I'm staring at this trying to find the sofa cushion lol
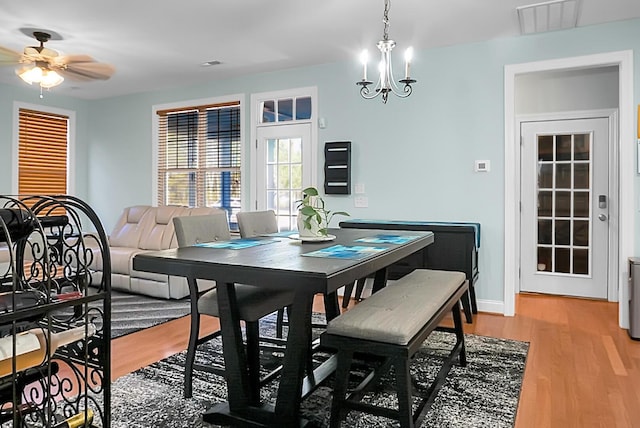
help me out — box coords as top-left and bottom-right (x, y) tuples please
(109, 205), (150, 248)
(138, 206), (188, 251)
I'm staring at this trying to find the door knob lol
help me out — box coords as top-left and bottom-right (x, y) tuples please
(598, 213), (607, 221)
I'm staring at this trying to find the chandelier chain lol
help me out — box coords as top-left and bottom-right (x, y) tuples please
(382, 0), (391, 41)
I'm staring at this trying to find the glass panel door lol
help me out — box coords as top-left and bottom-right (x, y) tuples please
(536, 133), (591, 275)
(520, 117), (609, 299)
(256, 124), (312, 231)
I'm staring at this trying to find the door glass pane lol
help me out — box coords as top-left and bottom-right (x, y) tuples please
(262, 134), (305, 231)
(573, 192), (589, 217)
(556, 135), (572, 161)
(574, 134), (589, 160)
(555, 191), (571, 217)
(555, 248), (570, 273)
(536, 132), (592, 277)
(267, 164), (276, 188)
(574, 164), (589, 189)
(555, 220), (570, 245)
(538, 191), (552, 216)
(574, 220), (589, 246)
(538, 219), (552, 244)
(537, 247), (551, 272)
(538, 164), (553, 188)
(573, 249), (589, 274)
(556, 164), (571, 188)
(267, 139), (276, 162)
(538, 135), (553, 161)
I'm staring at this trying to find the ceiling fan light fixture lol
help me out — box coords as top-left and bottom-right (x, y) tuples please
(17, 64), (64, 88)
(40, 69), (64, 88)
(18, 65), (43, 84)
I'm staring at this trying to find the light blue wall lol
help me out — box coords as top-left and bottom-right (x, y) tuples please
(2, 18), (640, 305)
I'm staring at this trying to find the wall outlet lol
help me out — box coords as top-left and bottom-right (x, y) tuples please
(354, 196), (368, 208)
(354, 183), (365, 194)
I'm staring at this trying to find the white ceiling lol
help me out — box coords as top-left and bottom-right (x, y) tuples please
(1, 0), (639, 100)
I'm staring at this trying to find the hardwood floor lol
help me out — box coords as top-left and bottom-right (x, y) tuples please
(111, 293), (640, 427)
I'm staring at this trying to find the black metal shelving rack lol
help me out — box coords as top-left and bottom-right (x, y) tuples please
(0, 195), (111, 427)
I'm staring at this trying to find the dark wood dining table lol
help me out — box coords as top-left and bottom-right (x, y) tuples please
(133, 227), (434, 427)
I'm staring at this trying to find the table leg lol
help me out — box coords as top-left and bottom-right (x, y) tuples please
(274, 290), (314, 425)
(372, 267), (389, 293)
(212, 282), (251, 411)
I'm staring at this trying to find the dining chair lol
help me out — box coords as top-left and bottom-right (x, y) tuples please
(236, 210), (341, 338)
(173, 213), (294, 401)
(236, 210), (292, 337)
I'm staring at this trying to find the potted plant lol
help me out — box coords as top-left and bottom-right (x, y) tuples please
(296, 187), (349, 238)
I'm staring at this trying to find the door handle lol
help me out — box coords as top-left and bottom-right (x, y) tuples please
(598, 213), (607, 221)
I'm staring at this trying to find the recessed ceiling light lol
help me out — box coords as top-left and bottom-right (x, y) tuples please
(201, 60), (222, 67)
(517, 0), (580, 35)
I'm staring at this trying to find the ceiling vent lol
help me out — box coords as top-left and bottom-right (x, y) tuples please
(517, 0), (580, 35)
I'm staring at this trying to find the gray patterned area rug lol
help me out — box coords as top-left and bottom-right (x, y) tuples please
(109, 316), (529, 428)
(108, 291), (191, 338)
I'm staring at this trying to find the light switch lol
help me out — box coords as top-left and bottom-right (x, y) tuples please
(354, 183), (365, 194)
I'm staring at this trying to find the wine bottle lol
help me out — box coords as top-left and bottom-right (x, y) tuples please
(52, 408), (94, 428)
(0, 290), (44, 313)
(0, 208), (34, 243)
(0, 324), (97, 377)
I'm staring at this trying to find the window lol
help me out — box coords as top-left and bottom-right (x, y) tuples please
(18, 108), (69, 195)
(156, 100), (242, 229)
(259, 96), (312, 123)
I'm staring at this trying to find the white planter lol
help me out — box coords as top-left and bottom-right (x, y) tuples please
(297, 209), (327, 238)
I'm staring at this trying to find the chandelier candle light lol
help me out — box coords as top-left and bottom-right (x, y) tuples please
(357, 0), (416, 103)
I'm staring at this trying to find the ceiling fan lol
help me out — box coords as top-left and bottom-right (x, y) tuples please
(0, 30), (115, 92)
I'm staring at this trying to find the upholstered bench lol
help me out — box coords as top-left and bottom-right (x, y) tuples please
(320, 269), (468, 428)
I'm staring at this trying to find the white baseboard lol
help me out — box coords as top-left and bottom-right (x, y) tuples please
(476, 299), (505, 315)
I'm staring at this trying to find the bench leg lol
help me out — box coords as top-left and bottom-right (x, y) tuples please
(460, 289), (473, 323)
(329, 349), (354, 428)
(470, 277), (478, 314)
(452, 301), (467, 367)
(394, 356), (415, 428)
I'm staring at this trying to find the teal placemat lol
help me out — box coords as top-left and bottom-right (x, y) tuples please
(302, 245), (387, 260)
(195, 238), (276, 249)
(354, 234), (422, 244)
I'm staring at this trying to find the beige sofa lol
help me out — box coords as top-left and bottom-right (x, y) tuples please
(89, 205), (222, 299)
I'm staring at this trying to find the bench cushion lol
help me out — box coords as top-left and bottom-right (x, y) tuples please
(326, 269), (466, 345)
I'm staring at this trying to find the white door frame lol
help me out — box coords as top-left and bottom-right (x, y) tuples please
(517, 109), (618, 299)
(504, 50), (634, 329)
(249, 87), (318, 211)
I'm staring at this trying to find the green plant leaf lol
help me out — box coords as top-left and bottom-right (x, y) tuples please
(302, 187), (319, 196)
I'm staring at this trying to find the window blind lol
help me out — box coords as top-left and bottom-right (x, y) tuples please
(157, 102), (241, 220)
(18, 108), (68, 196)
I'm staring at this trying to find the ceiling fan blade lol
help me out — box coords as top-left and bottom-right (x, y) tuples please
(58, 62), (115, 81)
(52, 54), (95, 66)
(0, 45), (22, 65)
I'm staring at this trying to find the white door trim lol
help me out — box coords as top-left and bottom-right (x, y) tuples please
(504, 50), (633, 329)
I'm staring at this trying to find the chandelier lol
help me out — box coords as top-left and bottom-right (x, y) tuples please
(357, 0), (416, 103)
